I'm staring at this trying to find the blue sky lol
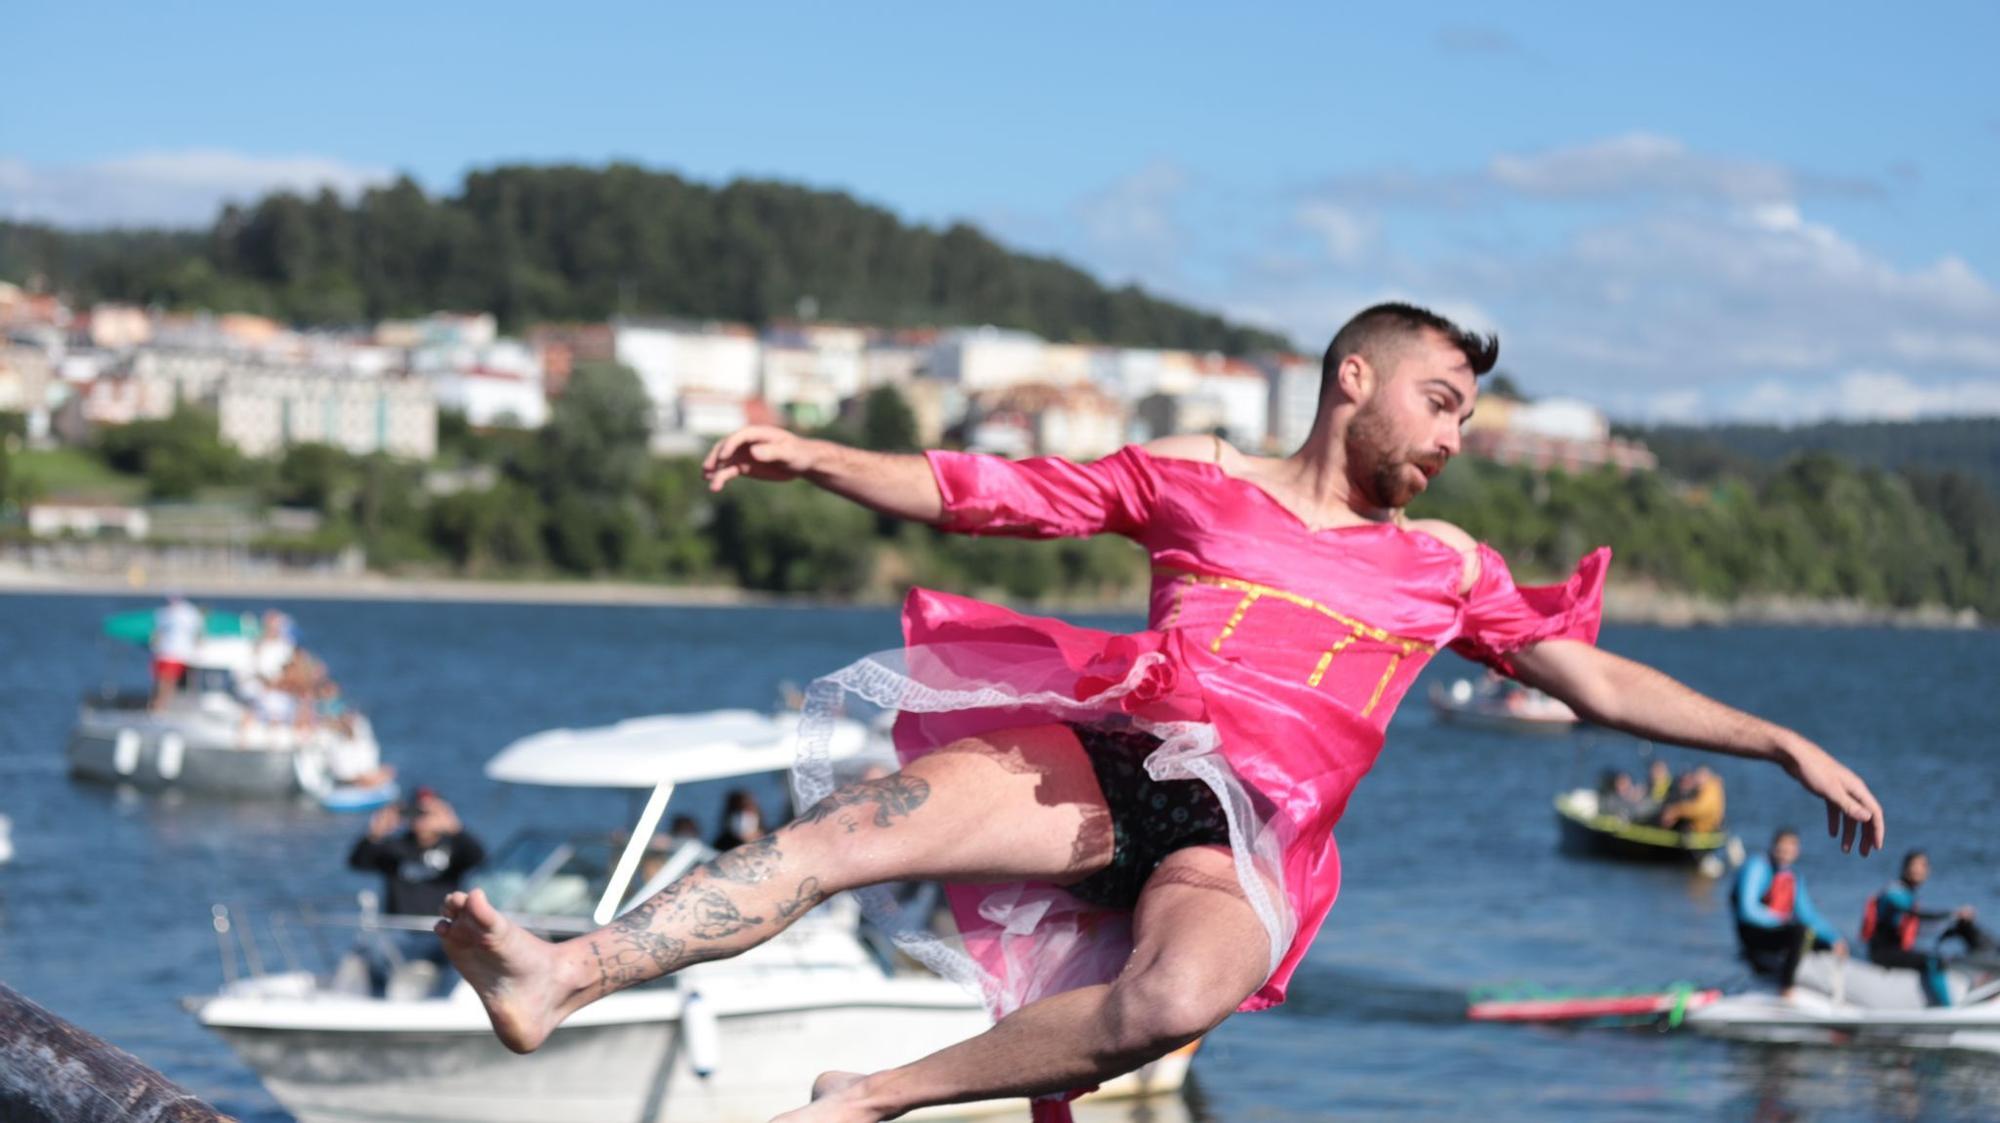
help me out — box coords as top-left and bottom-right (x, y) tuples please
(5, 1), (1997, 423)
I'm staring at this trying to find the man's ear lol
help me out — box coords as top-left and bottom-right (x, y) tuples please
(1337, 354), (1376, 402)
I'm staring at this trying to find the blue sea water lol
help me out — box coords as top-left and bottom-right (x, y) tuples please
(1, 591), (1996, 1121)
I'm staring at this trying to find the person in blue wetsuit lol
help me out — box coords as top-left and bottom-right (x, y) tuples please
(1732, 827), (1845, 993)
(1862, 850), (1984, 1006)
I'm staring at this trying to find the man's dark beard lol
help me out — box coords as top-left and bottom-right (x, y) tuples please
(1347, 404), (1422, 509)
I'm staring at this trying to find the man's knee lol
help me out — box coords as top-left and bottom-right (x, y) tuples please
(1107, 959), (1253, 1051)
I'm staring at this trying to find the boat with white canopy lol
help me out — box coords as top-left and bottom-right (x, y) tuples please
(190, 708), (1193, 1122)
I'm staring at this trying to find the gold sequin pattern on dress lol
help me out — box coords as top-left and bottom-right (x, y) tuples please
(1155, 567), (1435, 716)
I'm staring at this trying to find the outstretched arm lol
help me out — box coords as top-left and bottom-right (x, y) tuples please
(702, 425), (944, 523)
(704, 425), (1161, 539)
(1510, 640), (1885, 856)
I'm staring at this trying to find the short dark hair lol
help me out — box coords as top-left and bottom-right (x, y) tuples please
(1772, 826), (1800, 846)
(1902, 848), (1928, 873)
(1320, 302), (1500, 392)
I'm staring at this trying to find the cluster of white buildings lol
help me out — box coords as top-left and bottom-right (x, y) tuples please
(2, 281), (1648, 479)
(1, 288), (449, 460)
(600, 319), (1325, 460)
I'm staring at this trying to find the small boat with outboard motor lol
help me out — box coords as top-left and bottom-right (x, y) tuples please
(189, 707), (1195, 1122)
(1553, 788), (1743, 874)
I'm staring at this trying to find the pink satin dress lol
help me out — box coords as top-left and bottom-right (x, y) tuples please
(793, 444), (1609, 1025)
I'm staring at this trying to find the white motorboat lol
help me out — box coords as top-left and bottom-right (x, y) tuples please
(1686, 950), (2000, 1053)
(190, 708), (1194, 1123)
(67, 608), (381, 797)
(1428, 675), (1579, 735)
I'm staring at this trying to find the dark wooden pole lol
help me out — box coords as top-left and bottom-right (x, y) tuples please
(0, 981), (233, 1123)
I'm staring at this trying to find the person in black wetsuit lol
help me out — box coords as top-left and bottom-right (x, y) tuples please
(1862, 850), (1989, 1006)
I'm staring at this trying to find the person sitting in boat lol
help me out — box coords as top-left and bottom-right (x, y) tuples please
(1657, 766), (1725, 834)
(1639, 758), (1675, 818)
(1596, 769), (1648, 819)
(1862, 850), (1984, 1007)
(348, 788), (487, 993)
(1732, 827), (1845, 994)
(712, 789), (769, 851)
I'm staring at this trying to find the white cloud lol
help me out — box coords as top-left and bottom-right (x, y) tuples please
(1294, 202), (1376, 266)
(0, 149), (393, 228)
(1724, 370), (2000, 423)
(1069, 160), (1191, 284)
(1487, 133), (1802, 204)
(1036, 134), (2000, 423)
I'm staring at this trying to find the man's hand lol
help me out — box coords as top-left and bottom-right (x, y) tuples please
(703, 426), (825, 492)
(1833, 938), (1849, 959)
(367, 805), (401, 841)
(1777, 738), (1885, 856)
(699, 424), (946, 523)
(1512, 643), (1885, 858)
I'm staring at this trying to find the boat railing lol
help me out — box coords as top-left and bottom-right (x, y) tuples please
(206, 893), (611, 995)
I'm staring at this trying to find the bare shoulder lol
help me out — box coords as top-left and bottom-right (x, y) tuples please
(1407, 518), (1482, 592)
(1141, 433), (1237, 467)
(1407, 518), (1476, 554)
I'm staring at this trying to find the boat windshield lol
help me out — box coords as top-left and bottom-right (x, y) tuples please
(471, 830), (620, 921)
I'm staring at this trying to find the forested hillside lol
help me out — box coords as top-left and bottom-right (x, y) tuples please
(0, 165), (1288, 353)
(1631, 418), (2000, 495)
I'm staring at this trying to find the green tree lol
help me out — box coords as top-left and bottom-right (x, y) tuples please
(540, 361), (653, 498)
(269, 443), (361, 514)
(712, 482), (877, 594)
(859, 385), (920, 453)
(430, 480), (547, 574)
(95, 406), (244, 500)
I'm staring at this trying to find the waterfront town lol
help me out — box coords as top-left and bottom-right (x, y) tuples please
(0, 281), (1656, 551)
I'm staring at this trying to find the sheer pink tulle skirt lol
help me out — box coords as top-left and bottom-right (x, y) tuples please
(793, 638), (1296, 1020)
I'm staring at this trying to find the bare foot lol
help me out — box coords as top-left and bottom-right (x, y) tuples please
(767, 1071), (879, 1123)
(436, 888), (586, 1053)
(812, 1072), (866, 1100)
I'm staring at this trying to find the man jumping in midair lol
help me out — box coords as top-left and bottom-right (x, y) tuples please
(438, 303), (1884, 1123)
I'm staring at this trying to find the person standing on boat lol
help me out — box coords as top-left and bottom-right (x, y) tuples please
(1862, 850), (1981, 1006)
(713, 789), (771, 851)
(435, 303), (1885, 1123)
(148, 594), (204, 711)
(1733, 827), (1845, 992)
(351, 787), (486, 993)
(350, 787), (486, 916)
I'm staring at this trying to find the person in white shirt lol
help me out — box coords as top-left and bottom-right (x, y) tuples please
(150, 595), (204, 711)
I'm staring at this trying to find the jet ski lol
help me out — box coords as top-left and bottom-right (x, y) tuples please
(1686, 950), (2000, 1052)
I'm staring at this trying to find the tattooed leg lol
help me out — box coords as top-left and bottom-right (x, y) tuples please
(439, 723), (1118, 1054)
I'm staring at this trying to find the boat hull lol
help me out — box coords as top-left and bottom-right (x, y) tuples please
(67, 704), (377, 797)
(201, 989), (1190, 1123)
(1431, 703), (1577, 735)
(1686, 954), (2000, 1052)
(1553, 791), (1729, 864)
